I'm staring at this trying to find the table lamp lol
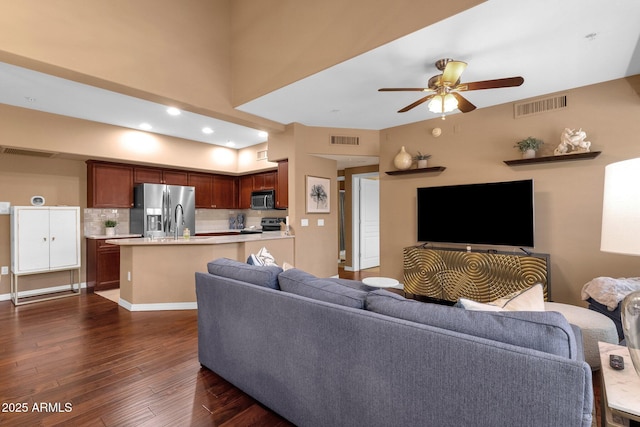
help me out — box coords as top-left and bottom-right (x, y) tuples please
(601, 157), (640, 375)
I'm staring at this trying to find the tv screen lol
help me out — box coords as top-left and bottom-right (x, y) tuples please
(417, 179), (535, 247)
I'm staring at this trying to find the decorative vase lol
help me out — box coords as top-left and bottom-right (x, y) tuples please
(417, 159), (428, 168)
(522, 149), (536, 159)
(393, 146), (412, 170)
(105, 227), (116, 237)
(621, 290), (640, 376)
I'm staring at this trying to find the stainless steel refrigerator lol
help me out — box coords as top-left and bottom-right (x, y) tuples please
(130, 183), (195, 238)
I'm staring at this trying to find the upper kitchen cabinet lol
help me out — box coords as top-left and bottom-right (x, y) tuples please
(188, 172), (213, 208)
(212, 175), (238, 209)
(276, 160), (288, 209)
(253, 171), (276, 190)
(134, 167), (189, 186)
(87, 161), (134, 208)
(238, 175), (254, 209)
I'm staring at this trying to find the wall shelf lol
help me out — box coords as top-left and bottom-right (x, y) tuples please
(385, 166), (446, 176)
(504, 151), (601, 166)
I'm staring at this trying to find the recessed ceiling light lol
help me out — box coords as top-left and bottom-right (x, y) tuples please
(226, 141), (235, 147)
(139, 123), (152, 130)
(202, 127), (214, 134)
(167, 107), (181, 116)
(25, 96), (36, 102)
(258, 131), (268, 138)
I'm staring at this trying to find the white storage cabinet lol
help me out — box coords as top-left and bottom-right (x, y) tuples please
(10, 206), (81, 305)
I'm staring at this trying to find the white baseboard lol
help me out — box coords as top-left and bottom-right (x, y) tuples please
(118, 298), (197, 311)
(0, 282), (86, 302)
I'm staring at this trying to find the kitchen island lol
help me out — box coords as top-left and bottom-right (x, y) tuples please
(106, 231), (294, 311)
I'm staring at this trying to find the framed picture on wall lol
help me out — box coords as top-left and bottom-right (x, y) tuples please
(306, 175), (330, 213)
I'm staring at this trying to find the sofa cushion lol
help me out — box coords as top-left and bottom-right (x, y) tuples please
(278, 268), (369, 309)
(366, 290), (579, 359)
(207, 258), (282, 289)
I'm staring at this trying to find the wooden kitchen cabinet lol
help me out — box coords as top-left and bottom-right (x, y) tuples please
(212, 175), (238, 209)
(134, 167), (188, 185)
(276, 160), (288, 209)
(86, 238), (121, 292)
(87, 161), (134, 208)
(188, 172), (214, 208)
(239, 175), (254, 209)
(253, 171), (276, 190)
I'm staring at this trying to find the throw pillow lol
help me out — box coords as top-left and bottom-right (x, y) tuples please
(458, 283), (545, 312)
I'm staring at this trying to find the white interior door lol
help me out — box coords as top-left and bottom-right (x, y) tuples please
(359, 178), (380, 269)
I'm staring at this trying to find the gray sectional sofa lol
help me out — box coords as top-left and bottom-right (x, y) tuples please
(195, 258), (593, 427)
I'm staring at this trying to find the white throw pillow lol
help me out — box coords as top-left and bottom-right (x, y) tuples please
(458, 283), (545, 312)
(256, 246), (277, 267)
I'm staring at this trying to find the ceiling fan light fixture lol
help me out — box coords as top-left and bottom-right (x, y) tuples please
(428, 93), (458, 114)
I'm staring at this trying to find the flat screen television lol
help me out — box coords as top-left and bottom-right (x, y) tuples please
(417, 179), (535, 247)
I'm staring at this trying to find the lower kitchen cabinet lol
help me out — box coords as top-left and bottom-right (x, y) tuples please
(86, 238), (121, 292)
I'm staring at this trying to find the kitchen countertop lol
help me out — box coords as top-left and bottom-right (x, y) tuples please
(106, 231), (292, 246)
(85, 234), (142, 239)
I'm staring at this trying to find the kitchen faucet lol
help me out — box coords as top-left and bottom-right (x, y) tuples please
(174, 203), (184, 239)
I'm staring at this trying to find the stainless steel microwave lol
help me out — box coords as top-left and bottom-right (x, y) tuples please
(250, 190), (275, 210)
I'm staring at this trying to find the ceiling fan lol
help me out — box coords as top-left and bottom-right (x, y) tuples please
(379, 58), (524, 119)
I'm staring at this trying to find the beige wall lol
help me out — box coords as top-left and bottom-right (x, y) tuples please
(230, 0), (483, 105)
(0, 0), (281, 133)
(379, 77), (640, 305)
(0, 155), (87, 295)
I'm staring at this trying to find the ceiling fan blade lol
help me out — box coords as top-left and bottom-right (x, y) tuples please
(451, 92), (476, 113)
(398, 94), (436, 113)
(379, 88), (429, 92)
(441, 61), (467, 86)
(458, 76), (524, 91)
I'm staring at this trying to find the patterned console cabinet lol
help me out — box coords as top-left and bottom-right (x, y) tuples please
(403, 246), (550, 303)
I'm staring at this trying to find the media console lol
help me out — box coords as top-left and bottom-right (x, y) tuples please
(403, 246), (550, 303)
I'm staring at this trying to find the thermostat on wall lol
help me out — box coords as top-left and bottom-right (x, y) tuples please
(30, 196), (45, 206)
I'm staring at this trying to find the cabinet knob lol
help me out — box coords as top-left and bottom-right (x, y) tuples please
(43, 237), (47, 242)
(52, 237), (56, 241)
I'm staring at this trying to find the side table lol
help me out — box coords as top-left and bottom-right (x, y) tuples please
(362, 277), (404, 296)
(599, 341), (640, 426)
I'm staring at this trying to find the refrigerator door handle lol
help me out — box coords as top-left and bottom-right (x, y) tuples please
(166, 189), (172, 234)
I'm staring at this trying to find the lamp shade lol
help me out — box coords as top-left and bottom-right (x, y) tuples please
(428, 94), (458, 114)
(600, 158), (640, 255)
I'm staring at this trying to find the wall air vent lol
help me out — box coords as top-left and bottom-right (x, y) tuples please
(0, 147), (58, 158)
(256, 150), (268, 161)
(514, 95), (568, 118)
(330, 135), (359, 146)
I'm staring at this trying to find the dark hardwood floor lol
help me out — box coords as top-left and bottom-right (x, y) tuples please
(0, 266), (601, 426)
(0, 293), (293, 426)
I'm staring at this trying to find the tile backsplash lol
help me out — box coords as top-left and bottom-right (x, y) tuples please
(84, 208), (129, 236)
(83, 208), (287, 236)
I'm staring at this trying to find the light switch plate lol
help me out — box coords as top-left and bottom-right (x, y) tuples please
(317, 219), (324, 226)
(301, 219), (309, 227)
(1, 266), (8, 275)
(0, 202), (10, 215)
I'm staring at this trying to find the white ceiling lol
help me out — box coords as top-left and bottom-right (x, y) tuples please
(1, 0), (639, 166)
(238, 0), (640, 129)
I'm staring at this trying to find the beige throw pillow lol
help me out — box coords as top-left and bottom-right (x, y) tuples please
(458, 283), (545, 312)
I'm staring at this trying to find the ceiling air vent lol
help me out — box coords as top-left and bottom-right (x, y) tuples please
(330, 135), (359, 146)
(256, 150), (268, 161)
(0, 147), (58, 158)
(514, 95), (567, 118)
